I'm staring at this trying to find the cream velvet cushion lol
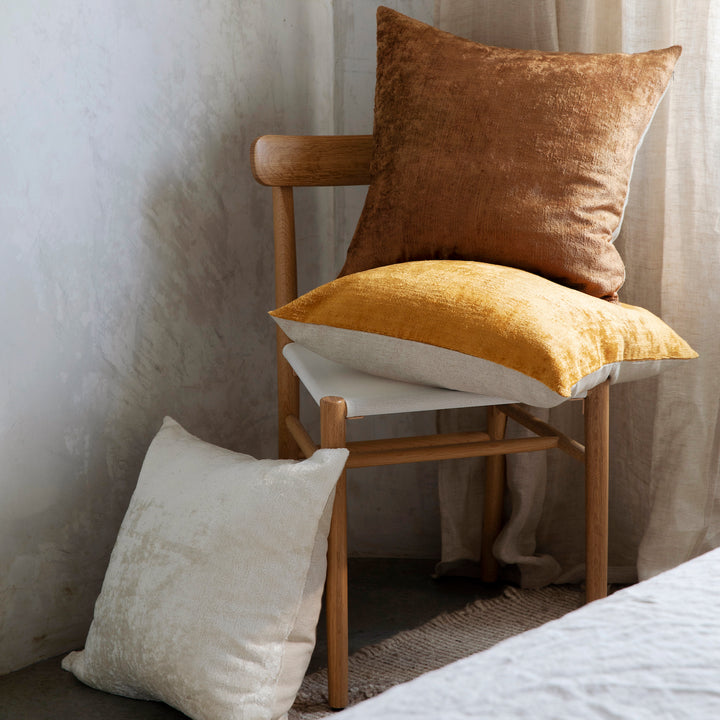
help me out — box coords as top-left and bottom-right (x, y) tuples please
(62, 417), (348, 720)
(339, 7), (682, 301)
(271, 261), (697, 407)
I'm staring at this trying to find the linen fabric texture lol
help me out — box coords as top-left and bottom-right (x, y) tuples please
(271, 261), (697, 407)
(336, 547), (720, 720)
(339, 6), (681, 301)
(62, 417), (349, 720)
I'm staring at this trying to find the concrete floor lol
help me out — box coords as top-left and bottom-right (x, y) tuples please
(0, 558), (501, 720)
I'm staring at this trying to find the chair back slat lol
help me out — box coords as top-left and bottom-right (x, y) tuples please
(251, 134), (372, 459)
(251, 135), (372, 187)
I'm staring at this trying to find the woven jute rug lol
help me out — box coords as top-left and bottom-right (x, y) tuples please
(290, 585), (584, 719)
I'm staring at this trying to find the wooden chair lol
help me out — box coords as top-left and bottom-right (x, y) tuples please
(251, 134), (610, 710)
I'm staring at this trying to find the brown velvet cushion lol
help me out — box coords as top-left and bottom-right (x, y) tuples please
(339, 7), (681, 301)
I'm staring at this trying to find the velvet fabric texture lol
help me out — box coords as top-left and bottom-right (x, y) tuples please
(271, 261), (697, 404)
(62, 418), (349, 720)
(339, 7), (681, 301)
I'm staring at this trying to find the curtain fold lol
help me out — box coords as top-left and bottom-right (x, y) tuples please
(434, 0), (720, 586)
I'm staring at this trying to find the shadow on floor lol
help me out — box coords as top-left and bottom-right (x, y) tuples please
(0, 558), (502, 720)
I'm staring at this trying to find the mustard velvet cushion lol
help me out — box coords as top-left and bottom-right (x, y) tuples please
(339, 7), (682, 302)
(62, 417), (349, 720)
(271, 261), (697, 408)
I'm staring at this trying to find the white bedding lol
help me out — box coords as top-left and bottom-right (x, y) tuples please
(339, 547), (720, 719)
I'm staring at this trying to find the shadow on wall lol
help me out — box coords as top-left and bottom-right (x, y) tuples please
(85, 0), (336, 582)
(0, 0), (334, 675)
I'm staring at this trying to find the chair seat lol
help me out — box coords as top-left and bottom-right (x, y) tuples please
(284, 343), (514, 418)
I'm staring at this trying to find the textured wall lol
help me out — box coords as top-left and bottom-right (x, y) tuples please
(0, 0), (447, 676)
(0, 0), (333, 674)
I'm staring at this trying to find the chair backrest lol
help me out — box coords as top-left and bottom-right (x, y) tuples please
(251, 135), (372, 188)
(250, 135), (372, 457)
(250, 135), (372, 308)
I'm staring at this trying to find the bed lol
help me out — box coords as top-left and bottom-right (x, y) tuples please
(338, 547), (720, 719)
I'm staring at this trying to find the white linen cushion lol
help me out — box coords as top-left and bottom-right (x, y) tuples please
(282, 343), (515, 418)
(62, 417), (348, 720)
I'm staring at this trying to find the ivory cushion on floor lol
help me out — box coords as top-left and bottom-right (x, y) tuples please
(62, 417), (348, 720)
(271, 261), (697, 407)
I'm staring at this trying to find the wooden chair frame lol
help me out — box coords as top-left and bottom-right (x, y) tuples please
(251, 134), (610, 710)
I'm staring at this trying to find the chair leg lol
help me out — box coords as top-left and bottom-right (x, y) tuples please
(584, 381), (610, 603)
(481, 406), (507, 583)
(276, 333), (301, 459)
(321, 396), (349, 710)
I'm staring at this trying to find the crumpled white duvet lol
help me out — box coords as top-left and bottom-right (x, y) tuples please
(339, 547), (720, 719)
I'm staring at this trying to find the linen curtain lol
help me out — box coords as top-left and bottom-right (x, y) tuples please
(434, 0), (720, 586)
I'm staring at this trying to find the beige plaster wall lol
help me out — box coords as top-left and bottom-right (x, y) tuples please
(0, 0), (442, 675)
(0, 0), (334, 674)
